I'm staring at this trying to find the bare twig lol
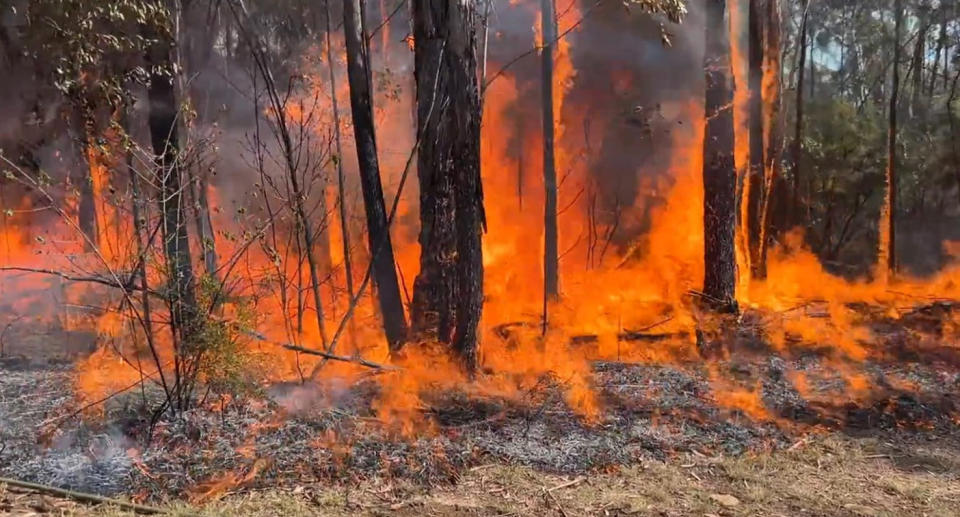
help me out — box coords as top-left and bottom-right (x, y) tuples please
(0, 477), (166, 515)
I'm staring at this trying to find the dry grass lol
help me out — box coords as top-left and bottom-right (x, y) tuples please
(5, 432), (959, 516)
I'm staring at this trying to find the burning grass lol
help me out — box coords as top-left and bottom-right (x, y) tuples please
(2, 304), (958, 509)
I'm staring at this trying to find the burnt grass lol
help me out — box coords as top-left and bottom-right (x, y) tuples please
(1, 306), (959, 502)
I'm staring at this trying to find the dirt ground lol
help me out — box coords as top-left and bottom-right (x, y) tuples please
(3, 432), (959, 516)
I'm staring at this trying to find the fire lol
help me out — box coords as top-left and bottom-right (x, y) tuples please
(0, 0), (955, 446)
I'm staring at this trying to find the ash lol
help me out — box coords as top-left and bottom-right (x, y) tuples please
(1, 349), (958, 500)
(0, 365), (134, 495)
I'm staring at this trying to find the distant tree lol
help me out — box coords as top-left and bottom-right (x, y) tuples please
(879, 0), (903, 279)
(755, 0), (782, 279)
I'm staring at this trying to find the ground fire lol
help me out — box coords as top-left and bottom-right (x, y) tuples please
(1, 0), (959, 515)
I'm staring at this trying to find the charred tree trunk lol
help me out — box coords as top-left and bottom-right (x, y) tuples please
(72, 105), (100, 251)
(411, 0), (485, 371)
(342, 0), (408, 349)
(755, 0), (782, 280)
(746, 0), (764, 278)
(146, 21), (199, 408)
(703, 0), (737, 310)
(791, 0), (809, 226)
(325, 0), (354, 304)
(881, 0), (902, 278)
(541, 0), (559, 306)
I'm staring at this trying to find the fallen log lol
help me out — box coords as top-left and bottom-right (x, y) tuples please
(0, 477), (166, 515)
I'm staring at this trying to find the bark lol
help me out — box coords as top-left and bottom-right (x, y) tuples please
(411, 0), (485, 370)
(342, 0), (408, 349)
(541, 0), (559, 302)
(146, 23), (199, 376)
(755, 0), (782, 280)
(703, 0), (737, 310)
(791, 0), (809, 226)
(72, 105), (100, 251)
(746, 0), (764, 278)
(881, 0), (902, 278)
(326, 0), (354, 303)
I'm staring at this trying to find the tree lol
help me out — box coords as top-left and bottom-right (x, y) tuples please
(791, 0), (809, 225)
(703, 0), (737, 310)
(410, 0), (485, 371)
(880, 0), (902, 278)
(755, 0), (782, 279)
(746, 0), (764, 278)
(145, 3), (201, 410)
(342, 0), (408, 349)
(541, 0), (560, 311)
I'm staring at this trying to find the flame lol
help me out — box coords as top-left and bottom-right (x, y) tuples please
(0, 0), (949, 436)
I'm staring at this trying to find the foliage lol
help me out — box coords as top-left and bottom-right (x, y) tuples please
(193, 275), (265, 399)
(21, 0), (169, 108)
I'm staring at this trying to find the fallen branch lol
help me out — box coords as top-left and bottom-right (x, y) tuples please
(245, 331), (398, 371)
(548, 476), (586, 492)
(0, 476), (166, 515)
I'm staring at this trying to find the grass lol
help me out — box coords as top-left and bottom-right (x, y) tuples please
(4, 433), (959, 516)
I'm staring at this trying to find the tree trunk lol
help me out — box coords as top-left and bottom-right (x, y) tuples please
(411, 0), (485, 371)
(146, 20), (199, 409)
(881, 0), (902, 279)
(755, 0), (782, 280)
(791, 0), (809, 226)
(72, 105), (100, 251)
(342, 0), (408, 349)
(541, 0), (559, 305)
(326, 0), (354, 304)
(746, 0), (764, 278)
(909, 5), (929, 118)
(703, 0), (737, 310)
(187, 170), (218, 277)
(928, 4), (948, 98)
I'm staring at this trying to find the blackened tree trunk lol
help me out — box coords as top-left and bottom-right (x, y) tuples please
(146, 21), (199, 403)
(72, 105), (100, 251)
(756, 0), (782, 279)
(746, 0), (764, 278)
(342, 0), (408, 349)
(791, 0), (809, 225)
(703, 0), (737, 310)
(326, 0), (354, 303)
(541, 0), (559, 303)
(411, 0), (485, 371)
(881, 0), (902, 278)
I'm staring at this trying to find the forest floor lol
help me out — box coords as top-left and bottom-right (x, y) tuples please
(2, 303), (960, 515)
(2, 431), (960, 516)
